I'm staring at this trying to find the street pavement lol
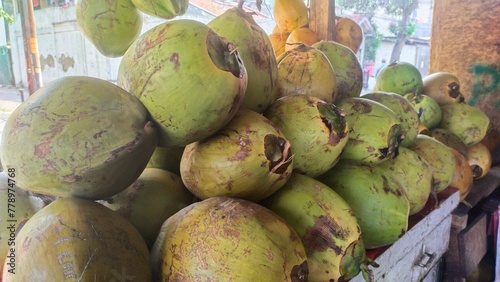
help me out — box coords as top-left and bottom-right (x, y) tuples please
(0, 86), (24, 141)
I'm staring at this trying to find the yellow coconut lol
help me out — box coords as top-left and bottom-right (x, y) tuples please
(285, 27), (320, 51)
(273, 0), (309, 33)
(335, 17), (363, 54)
(269, 32), (290, 57)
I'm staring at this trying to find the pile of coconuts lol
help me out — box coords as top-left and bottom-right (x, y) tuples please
(0, 0), (494, 281)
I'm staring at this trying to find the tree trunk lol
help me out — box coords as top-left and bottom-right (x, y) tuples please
(389, 0), (419, 63)
(390, 35), (407, 63)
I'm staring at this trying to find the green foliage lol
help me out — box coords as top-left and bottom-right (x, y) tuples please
(337, 0), (381, 15)
(365, 22), (383, 62)
(389, 20), (416, 37)
(338, 0), (419, 61)
(0, 7), (14, 24)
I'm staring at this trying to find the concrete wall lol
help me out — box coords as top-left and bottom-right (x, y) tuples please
(7, 4), (214, 88)
(9, 5), (120, 87)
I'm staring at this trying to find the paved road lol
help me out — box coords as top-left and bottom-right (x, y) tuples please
(0, 86), (24, 140)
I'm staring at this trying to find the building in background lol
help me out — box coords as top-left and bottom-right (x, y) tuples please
(370, 0), (433, 77)
(0, 0), (433, 88)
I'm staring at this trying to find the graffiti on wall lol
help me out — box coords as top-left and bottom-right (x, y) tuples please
(58, 54), (75, 72)
(40, 54), (55, 70)
(468, 64), (500, 108)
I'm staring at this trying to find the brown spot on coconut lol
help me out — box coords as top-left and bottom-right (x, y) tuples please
(118, 19), (247, 147)
(263, 95), (349, 177)
(262, 173), (373, 281)
(151, 197), (308, 281)
(0, 76), (157, 200)
(180, 109), (293, 202)
(2, 197), (152, 281)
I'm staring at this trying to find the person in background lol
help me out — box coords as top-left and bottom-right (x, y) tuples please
(375, 59), (387, 77)
(363, 60), (374, 89)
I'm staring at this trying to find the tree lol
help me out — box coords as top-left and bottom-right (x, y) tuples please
(338, 0), (419, 63)
(0, 7), (14, 24)
(364, 21), (383, 62)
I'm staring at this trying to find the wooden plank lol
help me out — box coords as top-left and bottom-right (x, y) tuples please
(444, 167), (500, 281)
(464, 166), (500, 207)
(382, 216), (453, 281)
(350, 190), (460, 281)
(444, 225), (466, 281)
(496, 208), (500, 281)
(459, 213), (488, 277)
(351, 215), (454, 281)
(308, 0), (335, 41)
(429, 0), (500, 133)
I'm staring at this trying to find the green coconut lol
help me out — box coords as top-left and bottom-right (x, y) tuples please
(438, 103), (491, 147)
(404, 93), (443, 129)
(0, 172), (37, 275)
(337, 97), (404, 164)
(99, 168), (195, 248)
(263, 95), (349, 177)
(408, 134), (456, 193)
(131, 0), (188, 19)
(373, 61), (423, 95)
(376, 147), (433, 215)
(430, 128), (468, 157)
(118, 19), (247, 147)
(146, 145), (185, 176)
(76, 0), (142, 57)
(0, 76), (157, 199)
(180, 109), (293, 202)
(276, 44), (337, 103)
(151, 197), (308, 281)
(317, 161), (410, 249)
(313, 40), (363, 101)
(362, 91), (420, 147)
(261, 173), (373, 281)
(2, 197), (151, 281)
(208, 7), (278, 113)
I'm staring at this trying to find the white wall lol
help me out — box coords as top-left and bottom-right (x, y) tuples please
(8, 5), (209, 87)
(0, 1), (7, 46)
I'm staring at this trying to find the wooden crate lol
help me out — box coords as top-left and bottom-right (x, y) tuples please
(351, 189), (460, 281)
(444, 166), (500, 281)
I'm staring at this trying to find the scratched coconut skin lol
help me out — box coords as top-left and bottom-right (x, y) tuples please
(429, 128), (469, 157)
(408, 134), (457, 194)
(318, 162), (410, 249)
(180, 109), (293, 202)
(131, 0), (188, 19)
(377, 147), (433, 215)
(0, 172), (38, 275)
(374, 61), (424, 96)
(438, 103), (491, 147)
(336, 97), (404, 165)
(404, 93), (443, 130)
(0, 76), (157, 200)
(100, 168), (195, 248)
(362, 91), (420, 147)
(276, 44), (337, 103)
(76, 0), (143, 57)
(263, 95), (349, 178)
(313, 41), (364, 101)
(262, 173), (370, 281)
(117, 19), (247, 147)
(2, 197), (152, 281)
(208, 7), (279, 113)
(151, 197), (309, 281)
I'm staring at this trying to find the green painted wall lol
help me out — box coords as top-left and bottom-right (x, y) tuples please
(0, 46), (13, 85)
